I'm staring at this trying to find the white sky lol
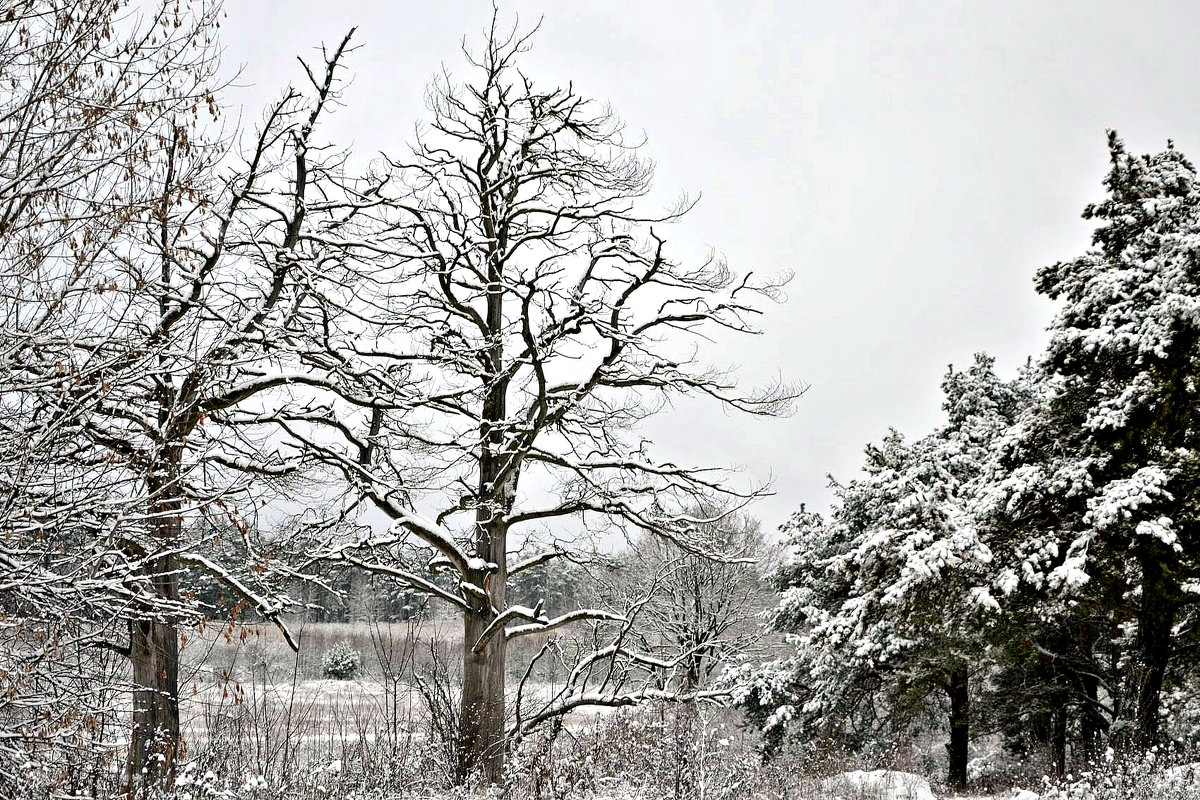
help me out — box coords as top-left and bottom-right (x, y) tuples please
(220, 0), (1200, 533)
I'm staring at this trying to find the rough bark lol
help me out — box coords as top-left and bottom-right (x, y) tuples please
(456, 249), (512, 782)
(1052, 705), (1067, 778)
(947, 664), (970, 790)
(457, 501), (510, 782)
(125, 456), (184, 793)
(1133, 553), (1176, 748)
(125, 550), (180, 792)
(459, 585), (507, 783)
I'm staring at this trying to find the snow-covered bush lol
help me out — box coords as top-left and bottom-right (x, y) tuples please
(321, 643), (363, 680)
(820, 770), (937, 800)
(1023, 748), (1200, 800)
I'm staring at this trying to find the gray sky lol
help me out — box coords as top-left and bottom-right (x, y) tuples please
(221, 1), (1200, 533)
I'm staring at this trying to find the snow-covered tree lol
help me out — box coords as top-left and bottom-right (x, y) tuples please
(609, 510), (771, 692)
(768, 355), (1026, 788)
(980, 133), (1200, 749)
(0, 3), (360, 788)
(266, 16), (796, 783)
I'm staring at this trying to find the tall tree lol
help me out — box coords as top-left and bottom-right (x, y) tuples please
(0, 2), (359, 789)
(982, 133), (1200, 749)
(0, 1), (227, 783)
(274, 17), (795, 783)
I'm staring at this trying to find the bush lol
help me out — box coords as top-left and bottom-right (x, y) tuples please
(1032, 748), (1199, 800)
(321, 642), (363, 680)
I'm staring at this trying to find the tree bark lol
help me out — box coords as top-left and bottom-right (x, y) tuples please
(454, 175), (515, 783)
(125, 465), (184, 794)
(1133, 553), (1176, 748)
(1079, 673), (1102, 762)
(1052, 705), (1067, 778)
(125, 550), (180, 793)
(947, 664), (970, 790)
(457, 275), (511, 781)
(459, 590), (507, 783)
(457, 498), (510, 782)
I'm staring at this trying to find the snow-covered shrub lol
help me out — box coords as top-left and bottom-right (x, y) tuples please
(1027, 747), (1200, 800)
(504, 702), (841, 800)
(321, 643), (362, 680)
(820, 770), (937, 800)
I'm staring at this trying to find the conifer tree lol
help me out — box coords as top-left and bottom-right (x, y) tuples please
(982, 133), (1200, 749)
(770, 355), (1025, 788)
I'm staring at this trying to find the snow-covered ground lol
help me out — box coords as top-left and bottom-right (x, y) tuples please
(821, 770), (938, 800)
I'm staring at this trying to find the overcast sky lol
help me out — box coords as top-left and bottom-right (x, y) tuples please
(220, 1), (1200, 533)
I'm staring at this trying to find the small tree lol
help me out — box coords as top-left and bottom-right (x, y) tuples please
(322, 643), (364, 680)
(769, 355), (1026, 789)
(612, 510), (770, 692)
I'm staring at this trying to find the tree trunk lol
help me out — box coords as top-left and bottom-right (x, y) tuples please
(459, 596), (508, 783)
(1079, 673), (1102, 762)
(1052, 705), (1067, 778)
(1133, 553), (1176, 748)
(946, 664), (970, 790)
(457, 444), (511, 783)
(456, 165), (515, 784)
(125, 551), (180, 793)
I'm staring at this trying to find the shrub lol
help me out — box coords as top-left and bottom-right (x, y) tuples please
(321, 642), (363, 680)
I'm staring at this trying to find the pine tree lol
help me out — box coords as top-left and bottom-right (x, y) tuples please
(770, 355), (1025, 788)
(982, 133), (1200, 749)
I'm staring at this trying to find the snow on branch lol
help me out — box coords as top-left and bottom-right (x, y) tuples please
(176, 552), (300, 652)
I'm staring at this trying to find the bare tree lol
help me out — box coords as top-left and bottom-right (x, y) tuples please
(0, 2), (360, 790)
(0, 1), (223, 784)
(613, 510), (771, 692)
(271, 15), (797, 783)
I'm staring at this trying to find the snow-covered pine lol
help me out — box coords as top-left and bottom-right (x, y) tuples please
(980, 132), (1200, 750)
(763, 354), (1026, 789)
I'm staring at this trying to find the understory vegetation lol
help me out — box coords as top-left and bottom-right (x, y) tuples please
(10, 617), (1198, 800)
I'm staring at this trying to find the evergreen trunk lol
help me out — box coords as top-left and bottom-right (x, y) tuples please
(1133, 553), (1176, 748)
(947, 664), (970, 790)
(1080, 673), (1102, 761)
(1052, 705), (1067, 777)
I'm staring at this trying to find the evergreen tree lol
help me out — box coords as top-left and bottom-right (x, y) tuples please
(981, 133), (1200, 749)
(769, 355), (1026, 788)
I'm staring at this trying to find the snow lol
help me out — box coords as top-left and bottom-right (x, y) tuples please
(1161, 761), (1200, 792)
(1135, 516), (1181, 550)
(819, 770), (938, 800)
(1084, 466), (1174, 531)
(969, 585), (1001, 612)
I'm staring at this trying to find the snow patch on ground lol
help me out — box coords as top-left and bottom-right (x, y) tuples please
(820, 769), (938, 800)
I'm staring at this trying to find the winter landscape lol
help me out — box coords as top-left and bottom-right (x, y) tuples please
(4, 1), (1200, 798)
